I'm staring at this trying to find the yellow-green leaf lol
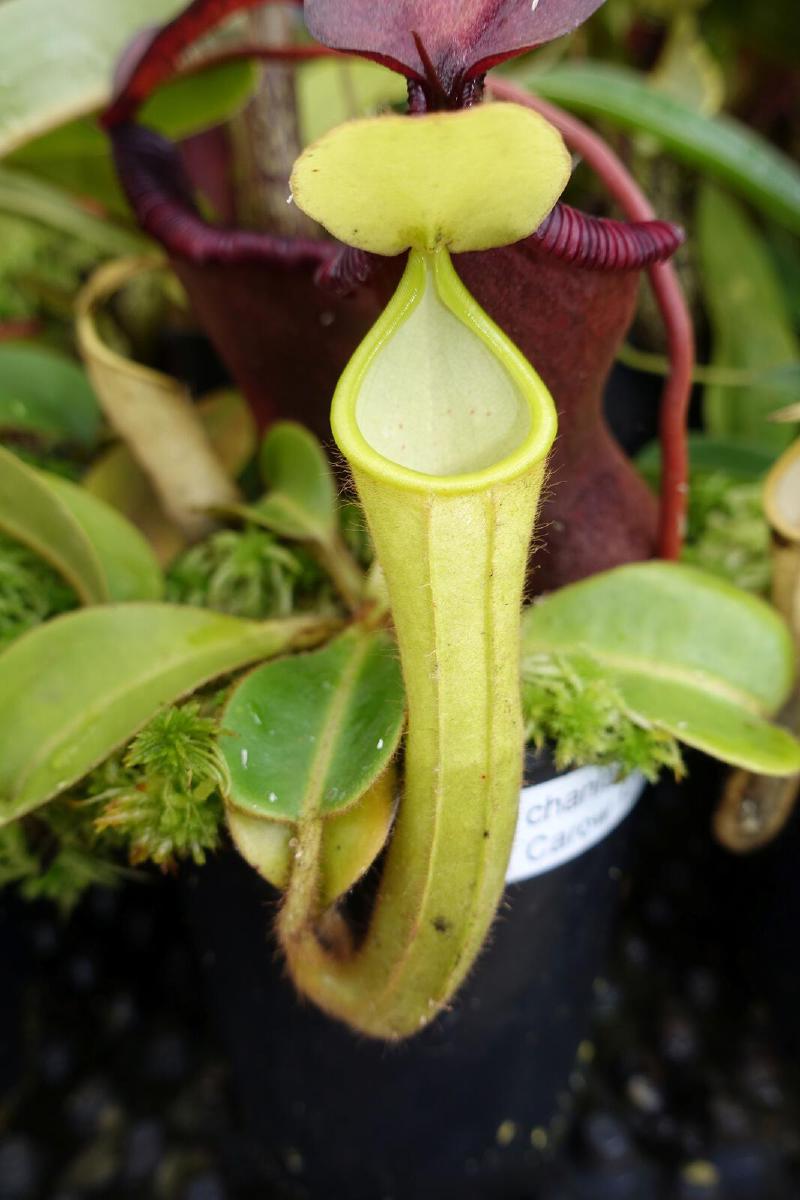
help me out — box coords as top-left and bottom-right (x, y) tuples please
(0, 445), (162, 604)
(522, 562), (800, 776)
(698, 185), (800, 452)
(0, 0), (186, 158)
(227, 766), (396, 904)
(0, 605), (329, 824)
(76, 257), (240, 540)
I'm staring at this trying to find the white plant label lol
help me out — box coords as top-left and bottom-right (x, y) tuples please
(505, 765), (646, 884)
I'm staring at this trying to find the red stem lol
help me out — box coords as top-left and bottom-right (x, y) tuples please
(162, 42), (342, 80)
(0, 319), (42, 343)
(102, 0), (302, 129)
(489, 76), (693, 560)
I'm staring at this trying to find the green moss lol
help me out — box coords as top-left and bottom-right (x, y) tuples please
(0, 212), (101, 322)
(523, 654), (684, 782)
(683, 475), (771, 595)
(89, 699), (228, 870)
(0, 802), (125, 915)
(0, 531), (76, 648)
(166, 525), (330, 618)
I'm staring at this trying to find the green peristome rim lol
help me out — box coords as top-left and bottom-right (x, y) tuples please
(331, 247), (557, 495)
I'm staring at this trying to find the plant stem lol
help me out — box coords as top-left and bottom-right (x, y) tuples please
(310, 531), (365, 614)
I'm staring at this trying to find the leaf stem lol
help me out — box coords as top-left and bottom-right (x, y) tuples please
(311, 531), (366, 614)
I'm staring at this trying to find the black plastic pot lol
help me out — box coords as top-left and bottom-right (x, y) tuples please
(182, 749), (647, 1200)
(737, 801), (800, 1057)
(0, 901), (26, 1095)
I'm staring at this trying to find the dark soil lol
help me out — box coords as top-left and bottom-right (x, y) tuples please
(2, 759), (799, 1200)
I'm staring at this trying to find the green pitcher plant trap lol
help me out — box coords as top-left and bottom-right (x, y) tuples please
(220, 103), (566, 1038)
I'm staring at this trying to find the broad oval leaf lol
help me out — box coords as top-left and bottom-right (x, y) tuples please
(306, 0), (606, 93)
(0, 605), (328, 823)
(44, 473), (163, 603)
(519, 63), (800, 234)
(227, 765), (396, 903)
(255, 421), (337, 542)
(0, 342), (102, 448)
(290, 104), (570, 256)
(698, 185), (799, 452)
(522, 562), (800, 776)
(609, 671), (800, 777)
(221, 629), (405, 822)
(0, 445), (162, 604)
(226, 421), (366, 612)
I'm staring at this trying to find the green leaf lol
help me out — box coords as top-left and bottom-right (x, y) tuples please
(221, 629), (405, 822)
(0, 341), (102, 447)
(515, 62), (800, 233)
(636, 434), (776, 489)
(0, 605), (327, 823)
(44, 473), (163, 603)
(254, 421), (338, 542)
(609, 669), (800, 775)
(85, 389), (256, 566)
(225, 422), (366, 612)
(0, 445), (162, 604)
(767, 225), (800, 328)
(649, 13), (724, 117)
(0, 167), (145, 257)
(522, 562), (800, 775)
(7, 62), (259, 215)
(698, 185), (800, 452)
(6, 121), (127, 217)
(0, 0), (186, 158)
(297, 57), (408, 146)
(142, 60), (259, 141)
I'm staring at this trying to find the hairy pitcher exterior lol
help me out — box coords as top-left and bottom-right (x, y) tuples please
(277, 247), (557, 1038)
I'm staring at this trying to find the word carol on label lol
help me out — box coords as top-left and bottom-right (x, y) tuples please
(506, 765), (646, 885)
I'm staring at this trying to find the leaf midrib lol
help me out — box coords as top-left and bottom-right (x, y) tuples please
(299, 634), (371, 822)
(9, 612), (303, 810)
(523, 644), (766, 715)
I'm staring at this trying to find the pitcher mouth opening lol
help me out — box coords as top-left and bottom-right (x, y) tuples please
(332, 248), (557, 495)
(356, 253), (532, 477)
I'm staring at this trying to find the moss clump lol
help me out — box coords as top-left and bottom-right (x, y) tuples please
(90, 699), (228, 870)
(0, 802), (125, 915)
(523, 654), (684, 782)
(0, 532), (76, 648)
(683, 475), (771, 595)
(166, 525), (330, 618)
